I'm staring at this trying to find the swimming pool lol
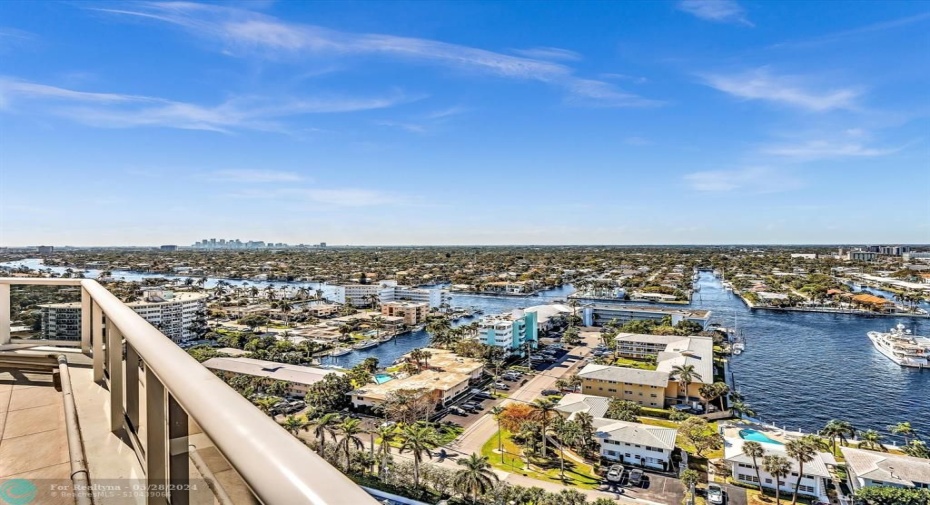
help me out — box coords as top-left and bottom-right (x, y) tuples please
(374, 373), (394, 384)
(739, 429), (783, 445)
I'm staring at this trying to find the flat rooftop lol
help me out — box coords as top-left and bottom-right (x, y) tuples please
(586, 304), (711, 318)
(202, 357), (343, 386)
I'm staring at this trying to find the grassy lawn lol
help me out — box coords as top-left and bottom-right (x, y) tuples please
(613, 357), (657, 370)
(480, 430), (601, 489)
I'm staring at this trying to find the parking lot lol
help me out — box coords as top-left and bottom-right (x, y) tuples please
(437, 347), (572, 427)
(600, 465), (685, 504)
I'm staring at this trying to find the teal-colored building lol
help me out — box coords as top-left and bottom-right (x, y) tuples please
(478, 309), (538, 357)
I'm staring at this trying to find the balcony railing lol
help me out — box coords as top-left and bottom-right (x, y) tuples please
(0, 277), (377, 505)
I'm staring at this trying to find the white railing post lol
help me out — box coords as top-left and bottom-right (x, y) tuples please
(126, 344), (141, 431)
(108, 324), (124, 433)
(81, 287), (92, 353)
(92, 301), (105, 381)
(168, 394), (190, 505)
(145, 368), (169, 505)
(0, 283), (10, 345)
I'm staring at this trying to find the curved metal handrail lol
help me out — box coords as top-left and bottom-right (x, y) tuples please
(73, 279), (376, 505)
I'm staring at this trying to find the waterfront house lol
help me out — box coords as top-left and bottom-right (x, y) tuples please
(840, 447), (930, 492)
(724, 437), (833, 503)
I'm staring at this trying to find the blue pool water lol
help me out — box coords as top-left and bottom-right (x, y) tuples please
(374, 374), (393, 384)
(739, 429), (784, 445)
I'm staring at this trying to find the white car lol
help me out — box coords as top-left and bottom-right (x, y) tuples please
(606, 464), (624, 482)
(707, 483), (724, 504)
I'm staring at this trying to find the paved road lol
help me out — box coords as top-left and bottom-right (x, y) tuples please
(449, 330), (601, 456)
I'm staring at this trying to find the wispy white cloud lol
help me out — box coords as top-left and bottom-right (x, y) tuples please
(702, 68), (861, 111)
(677, 0), (753, 27)
(93, 2), (660, 108)
(375, 120), (427, 134)
(684, 167), (802, 193)
(762, 140), (902, 160)
(771, 11), (930, 49)
(207, 169), (304, 183)
(510, 46), (582, 62)
(0, 78), (411, 132)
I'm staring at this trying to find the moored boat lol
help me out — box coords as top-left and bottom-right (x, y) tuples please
(867, 324), (929, 368)
(330, 347), (352, 357)
(354, 340), (380, 350)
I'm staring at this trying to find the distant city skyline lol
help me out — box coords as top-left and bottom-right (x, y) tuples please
(1, 1), (928, 246)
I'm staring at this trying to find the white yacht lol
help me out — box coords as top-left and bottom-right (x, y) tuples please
(330, 347), (352, 357)
(867, 324), (930, 368)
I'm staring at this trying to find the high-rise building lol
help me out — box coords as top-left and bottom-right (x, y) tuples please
(40, 290), (208, 342)
(475, 309), (538, 356)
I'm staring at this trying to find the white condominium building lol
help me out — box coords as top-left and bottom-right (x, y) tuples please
(40, 290), (208, 343)
(332, 280), (449, 308)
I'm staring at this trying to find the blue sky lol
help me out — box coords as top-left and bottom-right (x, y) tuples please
(1, 0), (928, 246)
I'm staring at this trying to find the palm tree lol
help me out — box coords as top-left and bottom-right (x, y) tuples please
(761, 454), (792, 505)
(253, 396), (279, 416)
(310, 413), (341, 453)
(889, 421), (915, 444)
(280, 415), (307, 436)
(741, 440), (766, 491)
(337, 418), (365, 471)
(575, 411), (595, 456)
(452, 453), (499, 503)
(820, 419), (856, 454)
(398, 423), (440, 488)
(731, 401), (756, 419)
(490, 406), (505, 461)
(785, 437), (818, 505)
(376, 425), (400, 477)
(859, 429), (886, 451)
(902, 439), (929, 459)
(530, 397), (559, 458)
(556, 420), (581, 480)
(669, 364), (702, 403)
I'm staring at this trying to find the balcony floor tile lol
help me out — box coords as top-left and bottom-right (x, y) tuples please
(3, 403), (64, 439)
(9, 384), (61, 411)
(0, 426), (69, 477)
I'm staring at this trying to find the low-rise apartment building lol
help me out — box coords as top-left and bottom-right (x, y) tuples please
(725, 437), (832, 503)
(381, 301), (430, 325)
(593, 417), (678, 471)
(555, 394), (677, 471)
(476, 309), (538, 357)
(580, 334), (715, 407)
(202, 357), (342, 399)
(332, 280), (449, 308)
(582, 304), (711, 329)
(349, 348), (483, 410)
(841, 447), (930, 493)
(578, 365), (669, 408)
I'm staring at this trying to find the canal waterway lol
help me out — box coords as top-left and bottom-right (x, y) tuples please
(691, 271), (929, 441)
(4, 260), (928, 440)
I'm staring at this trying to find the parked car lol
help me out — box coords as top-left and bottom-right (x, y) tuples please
(628, 469), (644, 486)
(461, 403), (480, 413)
(541, 389), (560, 396)
(493, 382), (509, 390)
(449, 406), (467, 416)
(474, 391), (494, 400)
(606, 464), (624, 482)
(707, 483), (724, 505)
